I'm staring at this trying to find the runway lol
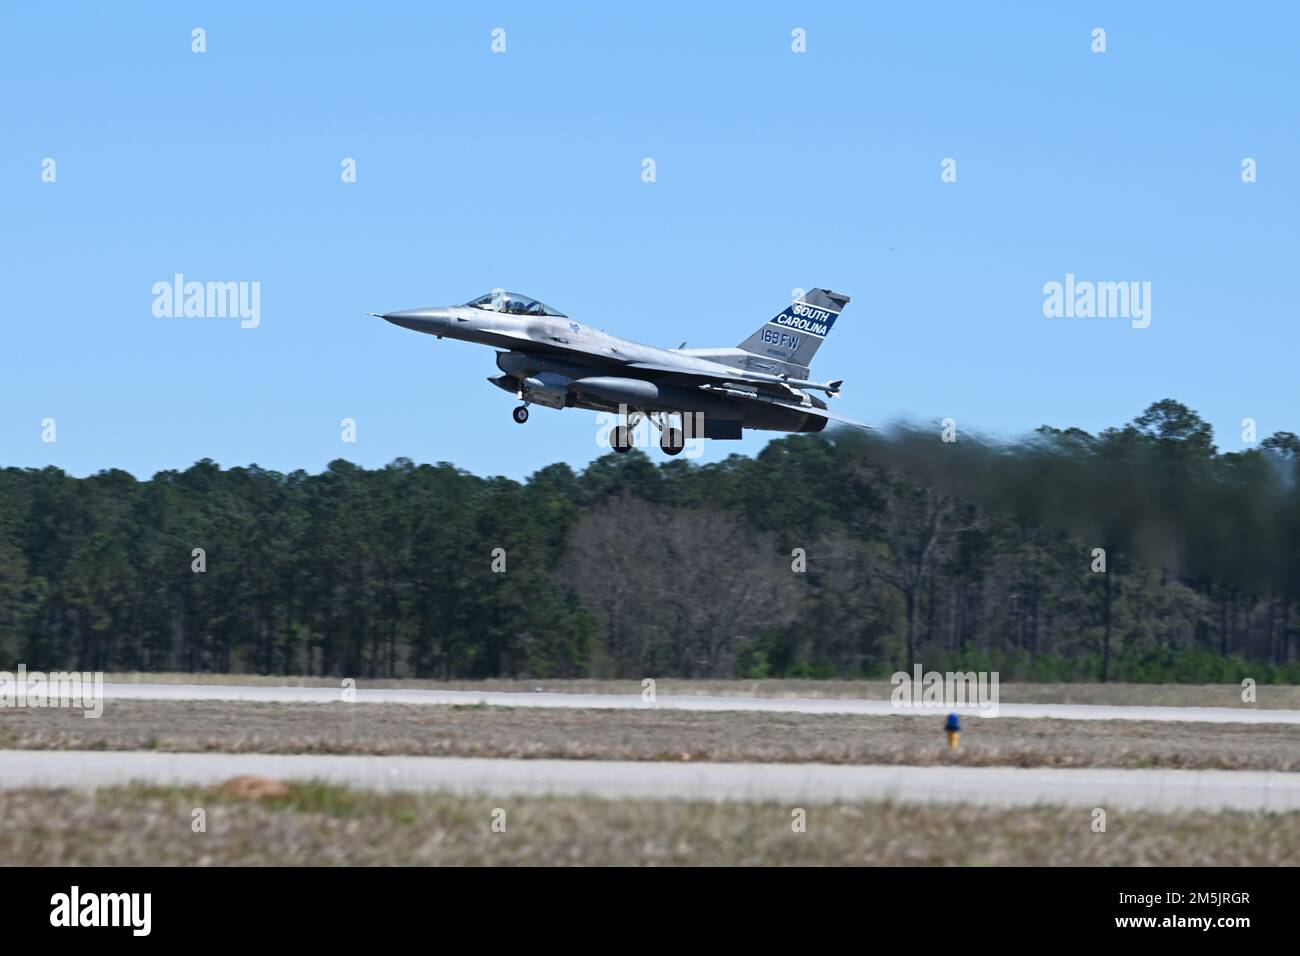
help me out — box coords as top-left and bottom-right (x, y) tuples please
(2, 749), (1296, 811)
(91, 681), (1300, 725)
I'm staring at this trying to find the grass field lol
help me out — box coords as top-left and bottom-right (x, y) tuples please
(10, 677), (1295, 867)
(3, 700), (1297, 770)
(97, 673), (1300, 709)
(2, 783), (1295, 866)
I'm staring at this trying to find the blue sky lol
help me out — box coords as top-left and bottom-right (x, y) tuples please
(2, 2), (1296, 481)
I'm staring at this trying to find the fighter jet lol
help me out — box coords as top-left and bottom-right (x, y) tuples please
(372, 288), (868, 455)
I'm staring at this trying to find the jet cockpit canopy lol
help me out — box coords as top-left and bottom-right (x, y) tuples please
(466, 291), (567, 317)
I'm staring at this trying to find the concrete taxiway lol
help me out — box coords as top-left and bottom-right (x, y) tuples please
(89, 682), (1300, 725)
(2, 750), (1297, 812)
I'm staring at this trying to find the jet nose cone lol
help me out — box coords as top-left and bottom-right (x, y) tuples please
(378, 308), (451, 334)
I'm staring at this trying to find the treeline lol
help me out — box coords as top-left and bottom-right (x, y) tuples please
(1, 399), (1297, 683)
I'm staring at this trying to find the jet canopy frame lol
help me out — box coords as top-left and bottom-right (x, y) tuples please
(466, 291), (567, 317)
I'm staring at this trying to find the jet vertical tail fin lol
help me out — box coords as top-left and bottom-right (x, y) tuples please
(735, 288), (850, 377)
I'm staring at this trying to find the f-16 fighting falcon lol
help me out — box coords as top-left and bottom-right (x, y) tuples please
(371, 288), (868, 455)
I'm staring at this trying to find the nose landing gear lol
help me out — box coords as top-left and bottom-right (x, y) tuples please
(512, 405), (530, 424)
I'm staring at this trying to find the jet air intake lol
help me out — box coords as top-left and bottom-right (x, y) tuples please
(496, 350), (594, 382)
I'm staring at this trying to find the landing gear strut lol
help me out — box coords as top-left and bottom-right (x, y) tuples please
(611, 411), (640, 453)
(512, 405), (530, 424)
(646, 412), (685, 456)
(609, 411), (687, 455)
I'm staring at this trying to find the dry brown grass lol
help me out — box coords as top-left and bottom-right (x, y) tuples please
(3, 700), (1297, 770)
(1, 783), (1294, 866)
(98, 673), (1300, 709)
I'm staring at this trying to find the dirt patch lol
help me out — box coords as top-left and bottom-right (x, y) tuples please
(212, 776), (289, 800)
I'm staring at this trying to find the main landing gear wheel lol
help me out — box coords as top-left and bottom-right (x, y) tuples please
(611, 425), (633, 453)
(512, 405), (530, 424)
(660, 427), (685, 456)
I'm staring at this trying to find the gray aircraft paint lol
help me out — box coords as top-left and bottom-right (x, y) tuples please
(373, 287), (868, 451)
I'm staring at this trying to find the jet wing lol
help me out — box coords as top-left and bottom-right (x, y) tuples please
(625, 361), (715, 378)
(625, 361), (798, 394)
(622, 361), (753, 387)
(484, 328), (627, 365)
(627, 360), (843, 398)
